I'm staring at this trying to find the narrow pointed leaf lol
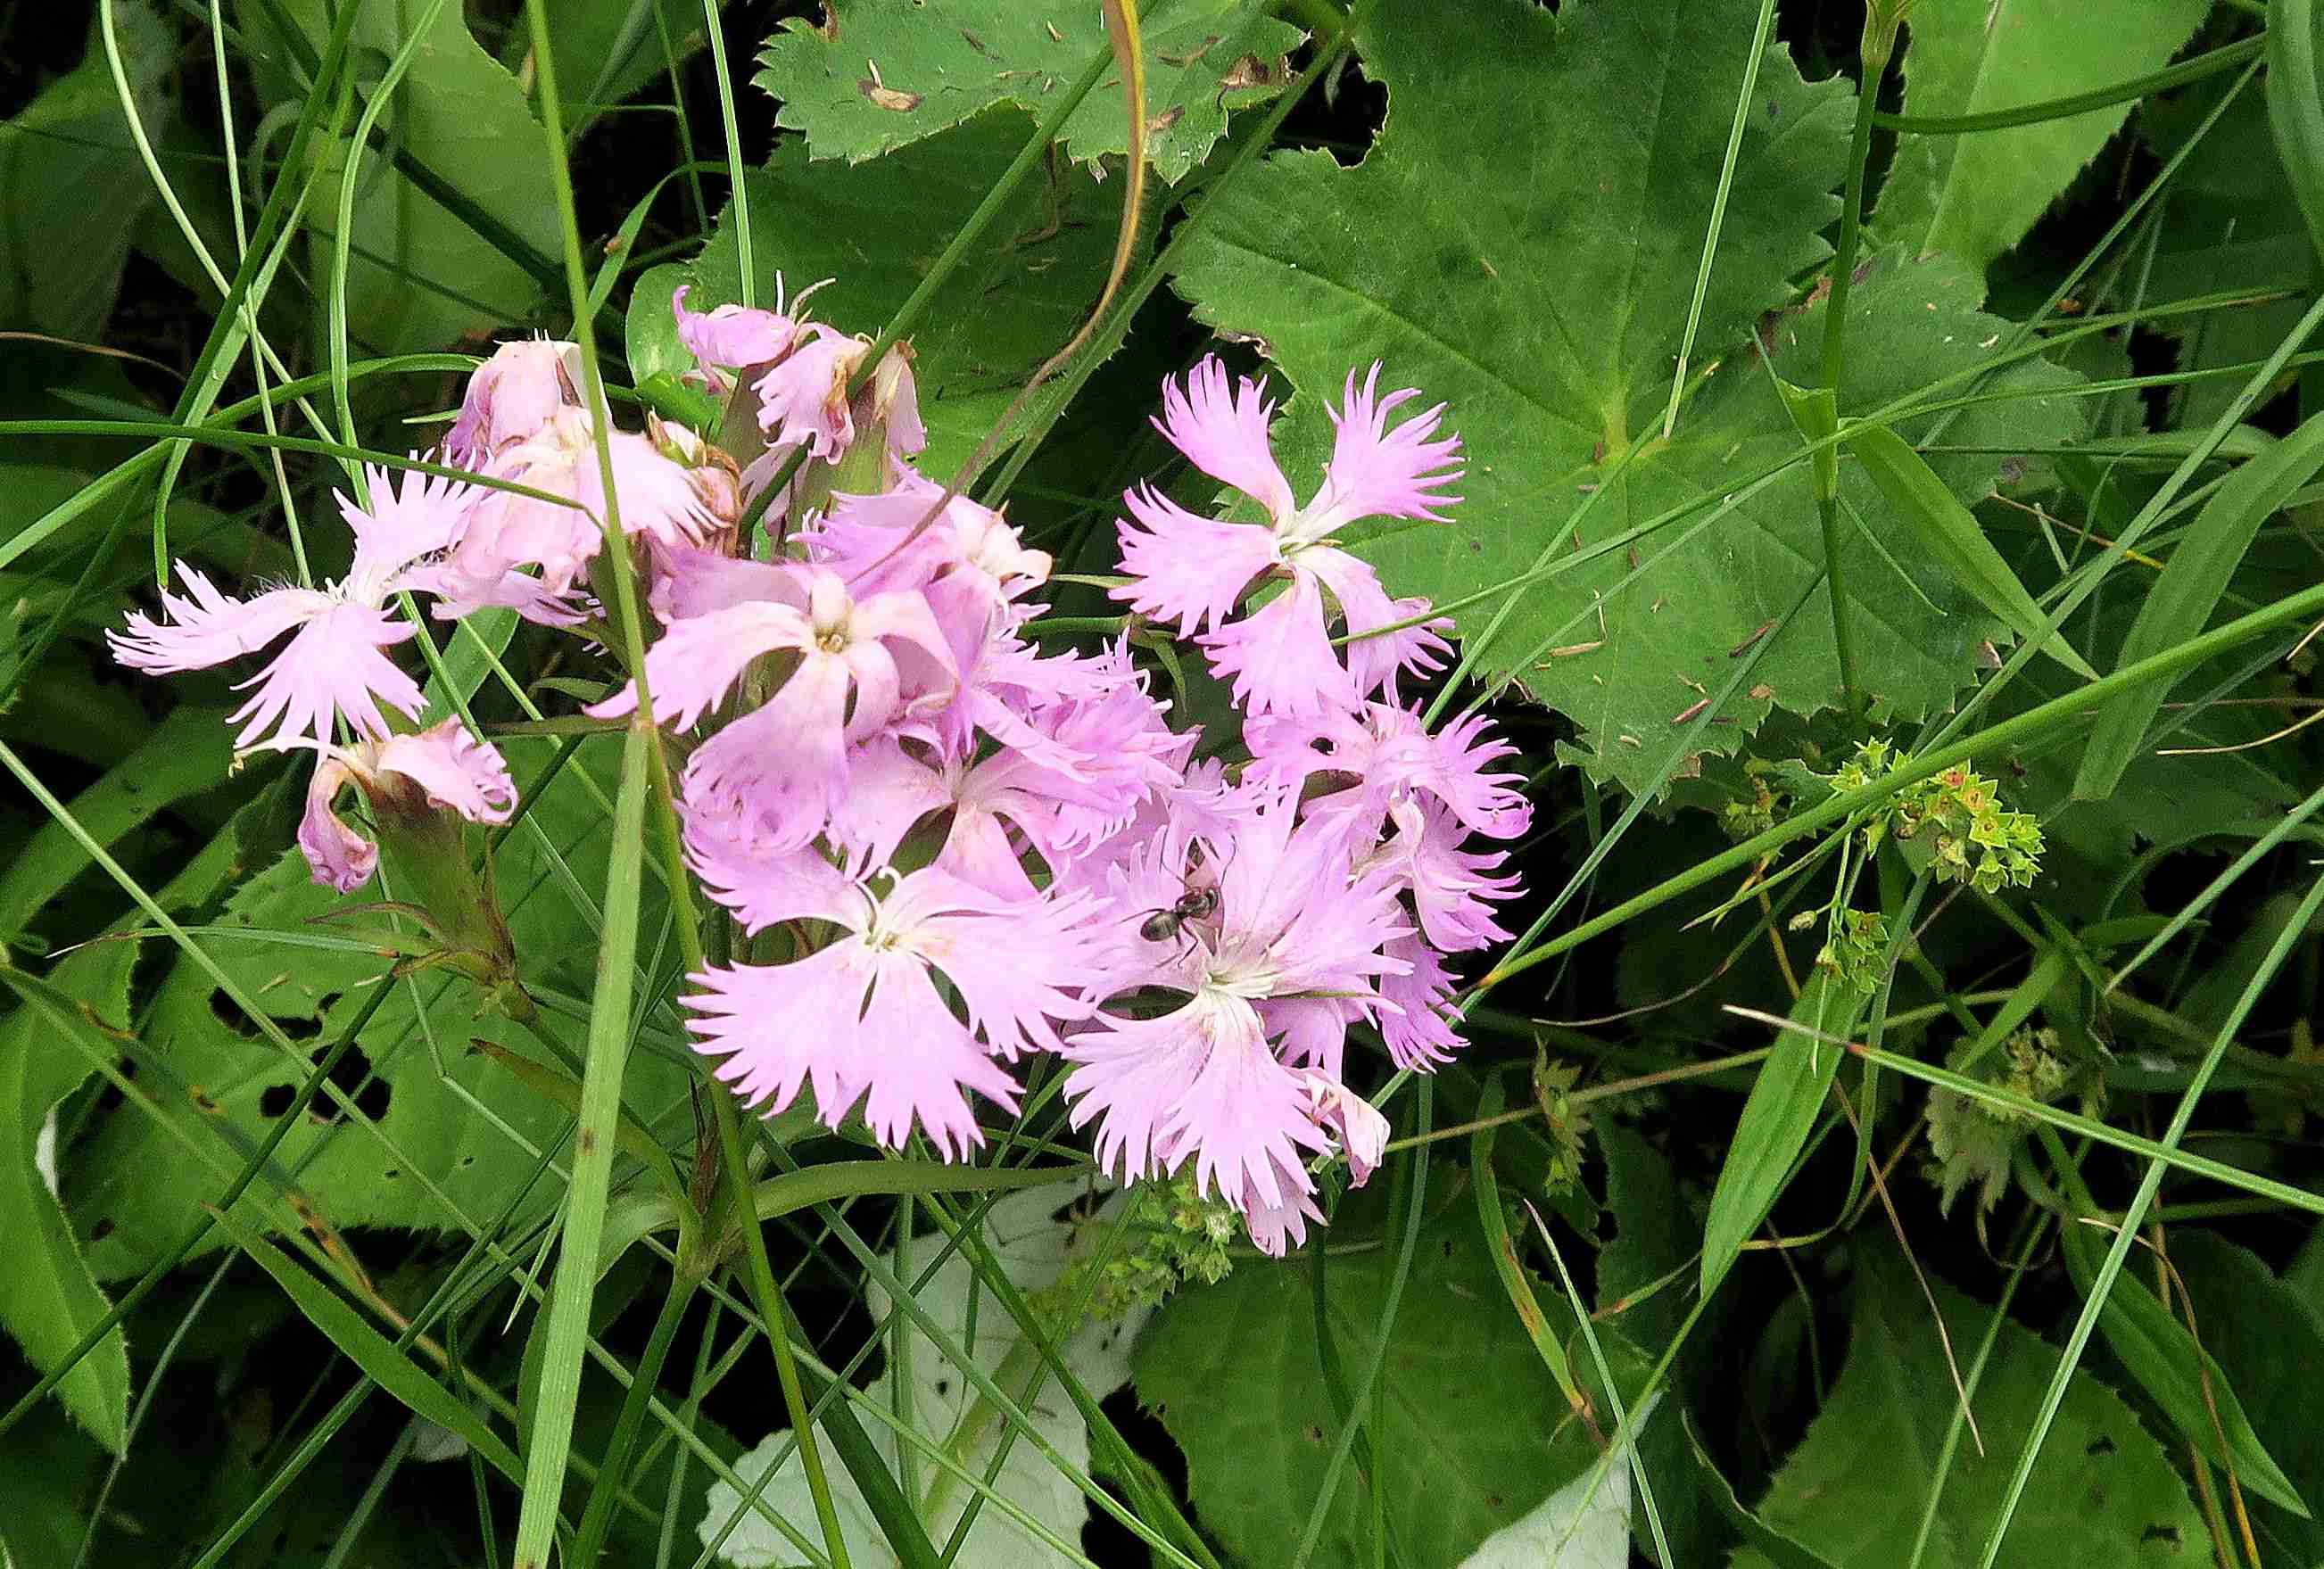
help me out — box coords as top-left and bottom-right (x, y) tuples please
(207, 1204), (525, 1486)
(1848, 424), (2098, 681)
(2076, 409), (2324, 798)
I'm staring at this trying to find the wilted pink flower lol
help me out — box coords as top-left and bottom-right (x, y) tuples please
(594, 566), (955, 847)
(444, 340), (580, 466)
(672, 280), (822, 388)
(684, 868), (1096, 1158)
(278, 719), (516, 892)
(112, 466), (478, 747)
(755, 326), (926, 463)
(1061, 797), (1410, 1251)
(441, 409), (714, 612)
(1295, 1071), (1390, 1185)
(1114, 358), (1460, 717)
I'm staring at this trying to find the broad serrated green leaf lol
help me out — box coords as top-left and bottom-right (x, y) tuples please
(0, 1), (172, 339)
(1749, 1246), (2206, 1567)
(753, 0), (1302, 183)
(2078, 409), (2324, 798)
(260, 0), (558, 353)
(1133, 1205), (1648, 1569)
(1700, 975), (1857, 1300)
(672, 111), (1118, 472)
(0, 942), (136, 1453)
(64, 737), (692, 1277)
(1875, 0), (2210, 277)
(2166, 1231), (2324, 1565)
(1165, 0), (2084, 793)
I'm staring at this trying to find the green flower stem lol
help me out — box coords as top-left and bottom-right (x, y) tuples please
(509, 5), (842, 1565)
(710, 1090), (859, 1569)
(1811, 15), (1895, 719)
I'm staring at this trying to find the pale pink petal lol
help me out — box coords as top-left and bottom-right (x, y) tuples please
(1296, 1070), (1390, 1186)
(225, 603), (425, 747)
(1152, 993), (1333, 1212)
(687, 945), (881, 1135)
(1196, 572), (1359, 721)
(673, 283), (799, 374)
(883, 871), (1099, 1056)
(754, 326), (859, 460)
(1258, 996), (1363, 1080)
(823, 739), (950, 871)
(850, 954), (1022, 1160)
(372, 720), (517, 825)
(647, 544), (800, 623)
(297, 754), (376, 893)
(1377, 932), (1467, 1069)
(1297, 545), (1451, 701)
(684, 800), (859, 929)
(1153, 357), (1296, 524)
(683, 657), (855, 846)
(1301, 363), (1463, 535)
(1375, 799), (1519, 953)
(340, 464), (479, 590)
(444, 340), (581, 466)
(588, 599), (813, 726)
(109, 567), (329, 674)
(1112, 485), (1279, 634)
(1239, 1178), (1324, 1257)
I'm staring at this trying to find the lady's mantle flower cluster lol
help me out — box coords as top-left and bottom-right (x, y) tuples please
(112, 277), (1529, 1254)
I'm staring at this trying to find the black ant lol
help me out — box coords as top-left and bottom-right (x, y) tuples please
(1137, 841), (1230, 949)
(1137, 882), (1220, 945)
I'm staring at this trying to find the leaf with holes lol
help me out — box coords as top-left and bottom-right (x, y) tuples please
(63, 736), (694, 1277)
(1745, 1244), (2206, 1568)
(1134, 1201), (1650, 1569)
(1164, 0), (2083, 795)
(753, 0), (1302, 183)
(1873, 0), (2211, 277)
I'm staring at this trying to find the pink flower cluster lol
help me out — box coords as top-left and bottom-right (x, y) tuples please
(112, 277), (1529, 1253)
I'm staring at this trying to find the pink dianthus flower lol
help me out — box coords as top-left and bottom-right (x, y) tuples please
(111, 466), (477, 747)
(685, 867), (1098, 1159)
(1113, 358), (1460, 718)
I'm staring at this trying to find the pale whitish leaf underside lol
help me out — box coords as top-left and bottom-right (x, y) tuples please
(1167, 0), (2084, 795)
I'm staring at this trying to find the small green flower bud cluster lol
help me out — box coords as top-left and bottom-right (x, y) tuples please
(1049, 1175), (1238, 1319)
(1815, 907), (1890, 995)
(1833, 740), (2044, 894)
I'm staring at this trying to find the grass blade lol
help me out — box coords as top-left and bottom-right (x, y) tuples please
(510, 725), (649, 1569)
